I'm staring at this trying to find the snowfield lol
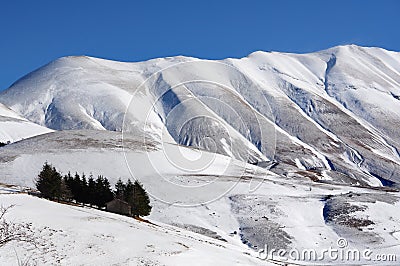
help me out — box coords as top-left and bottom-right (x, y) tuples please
(0, 192), (270, 266)
(0, 45), (400, 265)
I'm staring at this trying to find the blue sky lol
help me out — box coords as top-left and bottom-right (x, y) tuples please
(1, 0), (399, 90)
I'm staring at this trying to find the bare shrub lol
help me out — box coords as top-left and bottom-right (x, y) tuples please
(0, 205), (38, 248)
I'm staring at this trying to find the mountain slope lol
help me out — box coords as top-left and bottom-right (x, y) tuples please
(0, 192), (270, 266)
(0, 130), (282, 264)
(0, 103), (53, 143)
(1, 131), (399, 265)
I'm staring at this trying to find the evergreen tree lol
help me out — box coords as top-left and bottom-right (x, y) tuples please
(124, 179), (134, 207)
(114, 178), (126, 200)
(93, 175), (103, 207)
(132, 180), (152, 217)
(35, 163), (151, 217)
(94, 176), (113, 208)
(102, 177), (113, 203)
(81, 174), (89, 205)
(63, 172), (74, 201)
(72, 172), (82, 202)
(64, 172), (73, 189)
(35, 162), (62, 200)
(60, 177), (72, 201)
(87, 175), (96, 206)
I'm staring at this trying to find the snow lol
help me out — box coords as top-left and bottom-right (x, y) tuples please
(294, 158), (306, 170)
(0, 193), (270, 266)
(0, 45), (400, 265)
(0, 129), (398, 265)
(0, 103), (53, 143)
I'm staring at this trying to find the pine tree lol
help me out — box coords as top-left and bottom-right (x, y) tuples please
(93, 175), (102, 207)
(35, 162), (62, 200)
(81, 174), (88, 205)
(124, 179), (134, 207)
(87, 174), (96, 206)
(114, 178), (126, 200)
(93, 175), (113, 208)
(64, 172), (73, 189)
(102, 177), (114, 204)
(72, 172), (82, 202)
(60, 177), (72, 201)
(132, 180), (152, 217)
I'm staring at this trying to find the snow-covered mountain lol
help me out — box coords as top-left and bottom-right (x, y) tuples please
(1, 45), (400, 186)
(1, 45), (400, 265)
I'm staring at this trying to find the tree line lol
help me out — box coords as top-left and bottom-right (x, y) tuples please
(35, 162), (152, 217)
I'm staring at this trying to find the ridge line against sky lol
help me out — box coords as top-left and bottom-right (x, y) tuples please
(1, 0), (399, 91)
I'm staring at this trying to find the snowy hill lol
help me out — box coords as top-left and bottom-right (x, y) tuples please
(0, 103), (53, 143)
(0, 192), (270, 266)
(1, 132), (399, 265)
